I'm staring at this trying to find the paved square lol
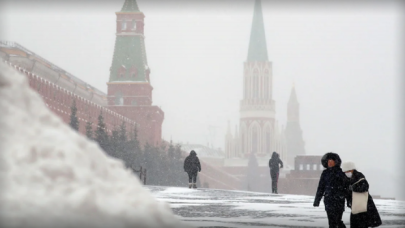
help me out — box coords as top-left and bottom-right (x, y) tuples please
(149, 186), (405, 228)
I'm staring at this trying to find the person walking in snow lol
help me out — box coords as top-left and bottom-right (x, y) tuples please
(269, 151), (283, 194)
(341, 161), (382, 228)
(183, 150), (201, 189)
(313, 152), (349, 228)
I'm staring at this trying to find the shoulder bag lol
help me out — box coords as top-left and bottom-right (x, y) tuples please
(351, 178), (368, 214)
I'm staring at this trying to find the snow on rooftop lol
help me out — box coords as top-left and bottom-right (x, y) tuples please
(181, 144), (225, 158)
(0, 61), (188, 228)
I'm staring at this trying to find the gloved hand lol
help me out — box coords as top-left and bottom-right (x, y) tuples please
(313, 201), (319, 207)
(347, 202), (352, 208)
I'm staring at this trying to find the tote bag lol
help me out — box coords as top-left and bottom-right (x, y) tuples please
(351, 178), (368, 214)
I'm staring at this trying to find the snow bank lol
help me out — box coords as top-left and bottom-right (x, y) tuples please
(0, 61), (189, 228)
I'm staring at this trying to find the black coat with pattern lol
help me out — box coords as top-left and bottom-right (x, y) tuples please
(347, 170), (382, 227)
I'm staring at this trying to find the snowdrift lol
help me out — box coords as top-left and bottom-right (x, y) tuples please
(0, 61), (188, 228)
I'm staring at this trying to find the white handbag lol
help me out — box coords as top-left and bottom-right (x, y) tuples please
(351, 178), (368, 214)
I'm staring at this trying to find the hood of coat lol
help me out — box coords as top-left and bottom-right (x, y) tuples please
(321, 152), (342, 168)
(271, 152), (279, 160)
(190, 150), (197, 156)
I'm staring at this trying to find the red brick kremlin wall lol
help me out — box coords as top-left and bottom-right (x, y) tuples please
(0, 43), (137, 136)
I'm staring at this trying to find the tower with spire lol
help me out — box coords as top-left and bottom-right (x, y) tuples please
(285, 85), (306, 165)
(107, 0), (164, 146)
(239, 0), (285, 159)
(225, 0), (287, 163)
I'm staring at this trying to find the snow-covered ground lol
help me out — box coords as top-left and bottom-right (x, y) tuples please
(150, 186), (405, 228)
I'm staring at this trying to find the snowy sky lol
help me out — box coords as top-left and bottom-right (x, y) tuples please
(1, 1), (404, 199)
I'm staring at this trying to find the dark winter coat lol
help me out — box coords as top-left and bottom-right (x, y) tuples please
(347, 170), (382, 228)
(269, 152), (283, 173)
(184, 151), (201, 174)
(314, 153), (350, 212)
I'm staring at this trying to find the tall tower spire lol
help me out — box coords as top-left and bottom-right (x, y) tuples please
(238, 0), (276, 157)
(121, 0), (140, 12)
(285, 85), (306, 166)
(287, 85), (299, 122)
(247, 0), (268, 61)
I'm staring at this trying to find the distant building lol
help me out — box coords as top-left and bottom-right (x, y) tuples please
(0, 0), (163, 147)
(106, 0), (164, 146)
(279, 155), (324, 196)
(222, 0), (306, 193)
(285, 86), (306, 165)
(225, 0), (288, 165)
(1, 0), (321, 195)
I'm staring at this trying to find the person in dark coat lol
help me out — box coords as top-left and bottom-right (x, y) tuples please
(183, 150), (201, 189)
(341, 161), (382, 228)
(314, 152), (349, 228)
(268, 152), (283, 194)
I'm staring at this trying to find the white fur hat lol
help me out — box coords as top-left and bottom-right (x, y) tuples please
(341, 161), (356, 172)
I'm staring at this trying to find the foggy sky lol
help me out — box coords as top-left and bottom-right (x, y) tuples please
(1, 0), (403, 200)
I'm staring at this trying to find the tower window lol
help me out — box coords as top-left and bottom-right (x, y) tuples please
(266, 130), (271, 153)
(118, 65), (126, 78)
(131, 66), (138, 78)
(115, 92), (124, 106)
(121, 21), (127, 30)
(131, 19), (137, 30)
(241, 133), (245, 153)
(253, 71), (259, 98)
(252, 126), (258, 153)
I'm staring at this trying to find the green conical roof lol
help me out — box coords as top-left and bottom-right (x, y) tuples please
(121, 0), (140, 12)
(109, 36), (148, 82)
(247, 0), (268, 61)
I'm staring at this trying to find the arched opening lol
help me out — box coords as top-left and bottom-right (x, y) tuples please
(253, 70), (259, 99)
(131, 19), (137, 30)
(121, 20), (127, 30)
(265, 126), (271, 153)
(251, 125), (258, 154)
(115, 92), (124, 106)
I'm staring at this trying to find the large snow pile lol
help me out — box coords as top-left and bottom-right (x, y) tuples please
(0, 61), (188, 228)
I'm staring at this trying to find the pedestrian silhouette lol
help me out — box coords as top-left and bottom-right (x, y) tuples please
(183, 150), (201, 189)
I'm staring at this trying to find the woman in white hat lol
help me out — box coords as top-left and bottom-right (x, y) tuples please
(341, 161), (382, 228)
